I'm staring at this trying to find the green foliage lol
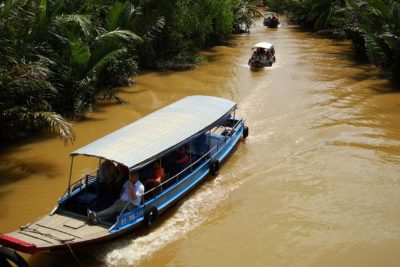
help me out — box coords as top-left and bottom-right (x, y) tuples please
(233, 0), (263, 33)
(0, 0), (261, 142)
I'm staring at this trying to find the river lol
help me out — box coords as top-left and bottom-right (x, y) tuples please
(1, 16), (400, 267)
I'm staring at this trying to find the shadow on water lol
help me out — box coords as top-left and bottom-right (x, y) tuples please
(0, 158), (59, 185)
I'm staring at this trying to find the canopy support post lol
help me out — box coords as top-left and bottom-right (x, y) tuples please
(67, 156), (74, 196)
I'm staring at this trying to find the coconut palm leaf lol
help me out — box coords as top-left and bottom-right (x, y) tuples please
(3, 108), (75, 142)
(143, 17), (165, 40)
(91, 47), (128, 77)
(2, 0), (20, 17)
(95, 29), (142, 43)
(38, 0), (48, 30)
(53, 14), (92, 38)
(32, 111), (74, 142)
(388, 1), (400, 30)
(68, 34), (90, 76)
(107, 2), (127, 30)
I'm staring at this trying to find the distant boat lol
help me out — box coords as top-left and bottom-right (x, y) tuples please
(248, 42), (276, 71)
(263, 12), (280, 28)
(0, 96), (248, 261)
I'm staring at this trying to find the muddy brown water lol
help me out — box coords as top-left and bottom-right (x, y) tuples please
(1, 17), (400, 267)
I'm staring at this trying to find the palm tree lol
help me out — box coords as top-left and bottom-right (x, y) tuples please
(0, 0), (74, 142)
(0, 0), (143, 141)
(345, 0), (400, 80)
(55, 29), (142, 115)
(233, 0), (263, 33)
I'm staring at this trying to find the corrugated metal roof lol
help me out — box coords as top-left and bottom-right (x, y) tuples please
(71, 95), (236, 170)
(254, 42), (274, 49)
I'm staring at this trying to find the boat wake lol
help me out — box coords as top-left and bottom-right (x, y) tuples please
(101, 174), (242, 266)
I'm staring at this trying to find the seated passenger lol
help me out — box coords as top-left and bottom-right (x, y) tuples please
(144, 161), (165, 191)
(97, 160), (118, 205)
(266, 49), (272, 60)
(271, 15), (279, 26)
(264, 17), (271, 26)
(87, 171), (144, 224)
(113, 164), (129, 197)
(249, 50), (261, 65)
(98, 159), (117, 185)
(169, 146), (190, 176)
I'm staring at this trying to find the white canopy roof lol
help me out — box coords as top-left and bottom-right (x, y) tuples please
(71, 95), (236, 170)
(253, 42), (274, 50)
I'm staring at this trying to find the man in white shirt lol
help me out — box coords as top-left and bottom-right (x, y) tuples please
(88, 171), (144, 224)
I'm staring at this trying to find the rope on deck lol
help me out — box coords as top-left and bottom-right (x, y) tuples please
(20, 228), (74, 243)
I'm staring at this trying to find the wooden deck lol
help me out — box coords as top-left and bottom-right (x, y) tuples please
(7, 213), (109, 249)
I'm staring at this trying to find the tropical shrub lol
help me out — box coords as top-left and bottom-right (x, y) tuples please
(0, 0), (262, 142)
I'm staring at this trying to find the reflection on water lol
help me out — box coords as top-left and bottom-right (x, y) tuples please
(1, 16), (400, 267)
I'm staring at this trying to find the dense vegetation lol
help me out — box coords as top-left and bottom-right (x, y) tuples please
(0, 0), (261, 143)
(266, 0), (400, 83)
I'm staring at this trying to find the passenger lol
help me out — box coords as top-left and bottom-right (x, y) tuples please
(87, 171), (144, 224)
(98, 160), (118, 205)
(271, 15), (278, 26)
(265, 16), (271, 26)
(249, 51), (257, 64)
(266, 49), (272, 60)
(144, 161), (165, 191)
(254, 48), (262, 62)
(261, 48), (266, 57)
(169, 146), (189, 176)
(98, 159), (117, 185)
(113, 164), (129, 198)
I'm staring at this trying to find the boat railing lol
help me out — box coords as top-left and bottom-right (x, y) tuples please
(113, 143), (220, 225)
(146, 143), (217, 196)
(62, 169), (98, 198)
(142, 118), (242, 199)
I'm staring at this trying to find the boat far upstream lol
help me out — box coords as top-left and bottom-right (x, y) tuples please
(248, 42), (277, 71)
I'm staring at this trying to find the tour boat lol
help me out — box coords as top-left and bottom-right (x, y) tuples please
(248, 42), (276, 71)
(0, 95), (248, 265)
(263, 12), (280, 28)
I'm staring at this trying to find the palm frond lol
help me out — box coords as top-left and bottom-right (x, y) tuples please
(107, 2), (126, 30)
(54, 14), (92, 37)
(91, 47), (128, 78)
(32, 111), (75, 143)
(68, 34), (90, 74)
(143, 17), (165, 40)
(95, 29), (142, 43)
(38, 0), (48, 30)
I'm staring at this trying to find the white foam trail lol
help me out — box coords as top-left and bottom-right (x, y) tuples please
(102, 174), (243, 266)
(237, 63), (251, 69)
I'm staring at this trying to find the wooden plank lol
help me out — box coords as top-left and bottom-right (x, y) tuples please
(17, 232), (54, 244)
(62, 220), (85, 230)
(11, 231), (56, 245)
(36, 224), (82, 239)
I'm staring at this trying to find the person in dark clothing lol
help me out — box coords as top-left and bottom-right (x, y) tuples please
(169, 146), (190, 176)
